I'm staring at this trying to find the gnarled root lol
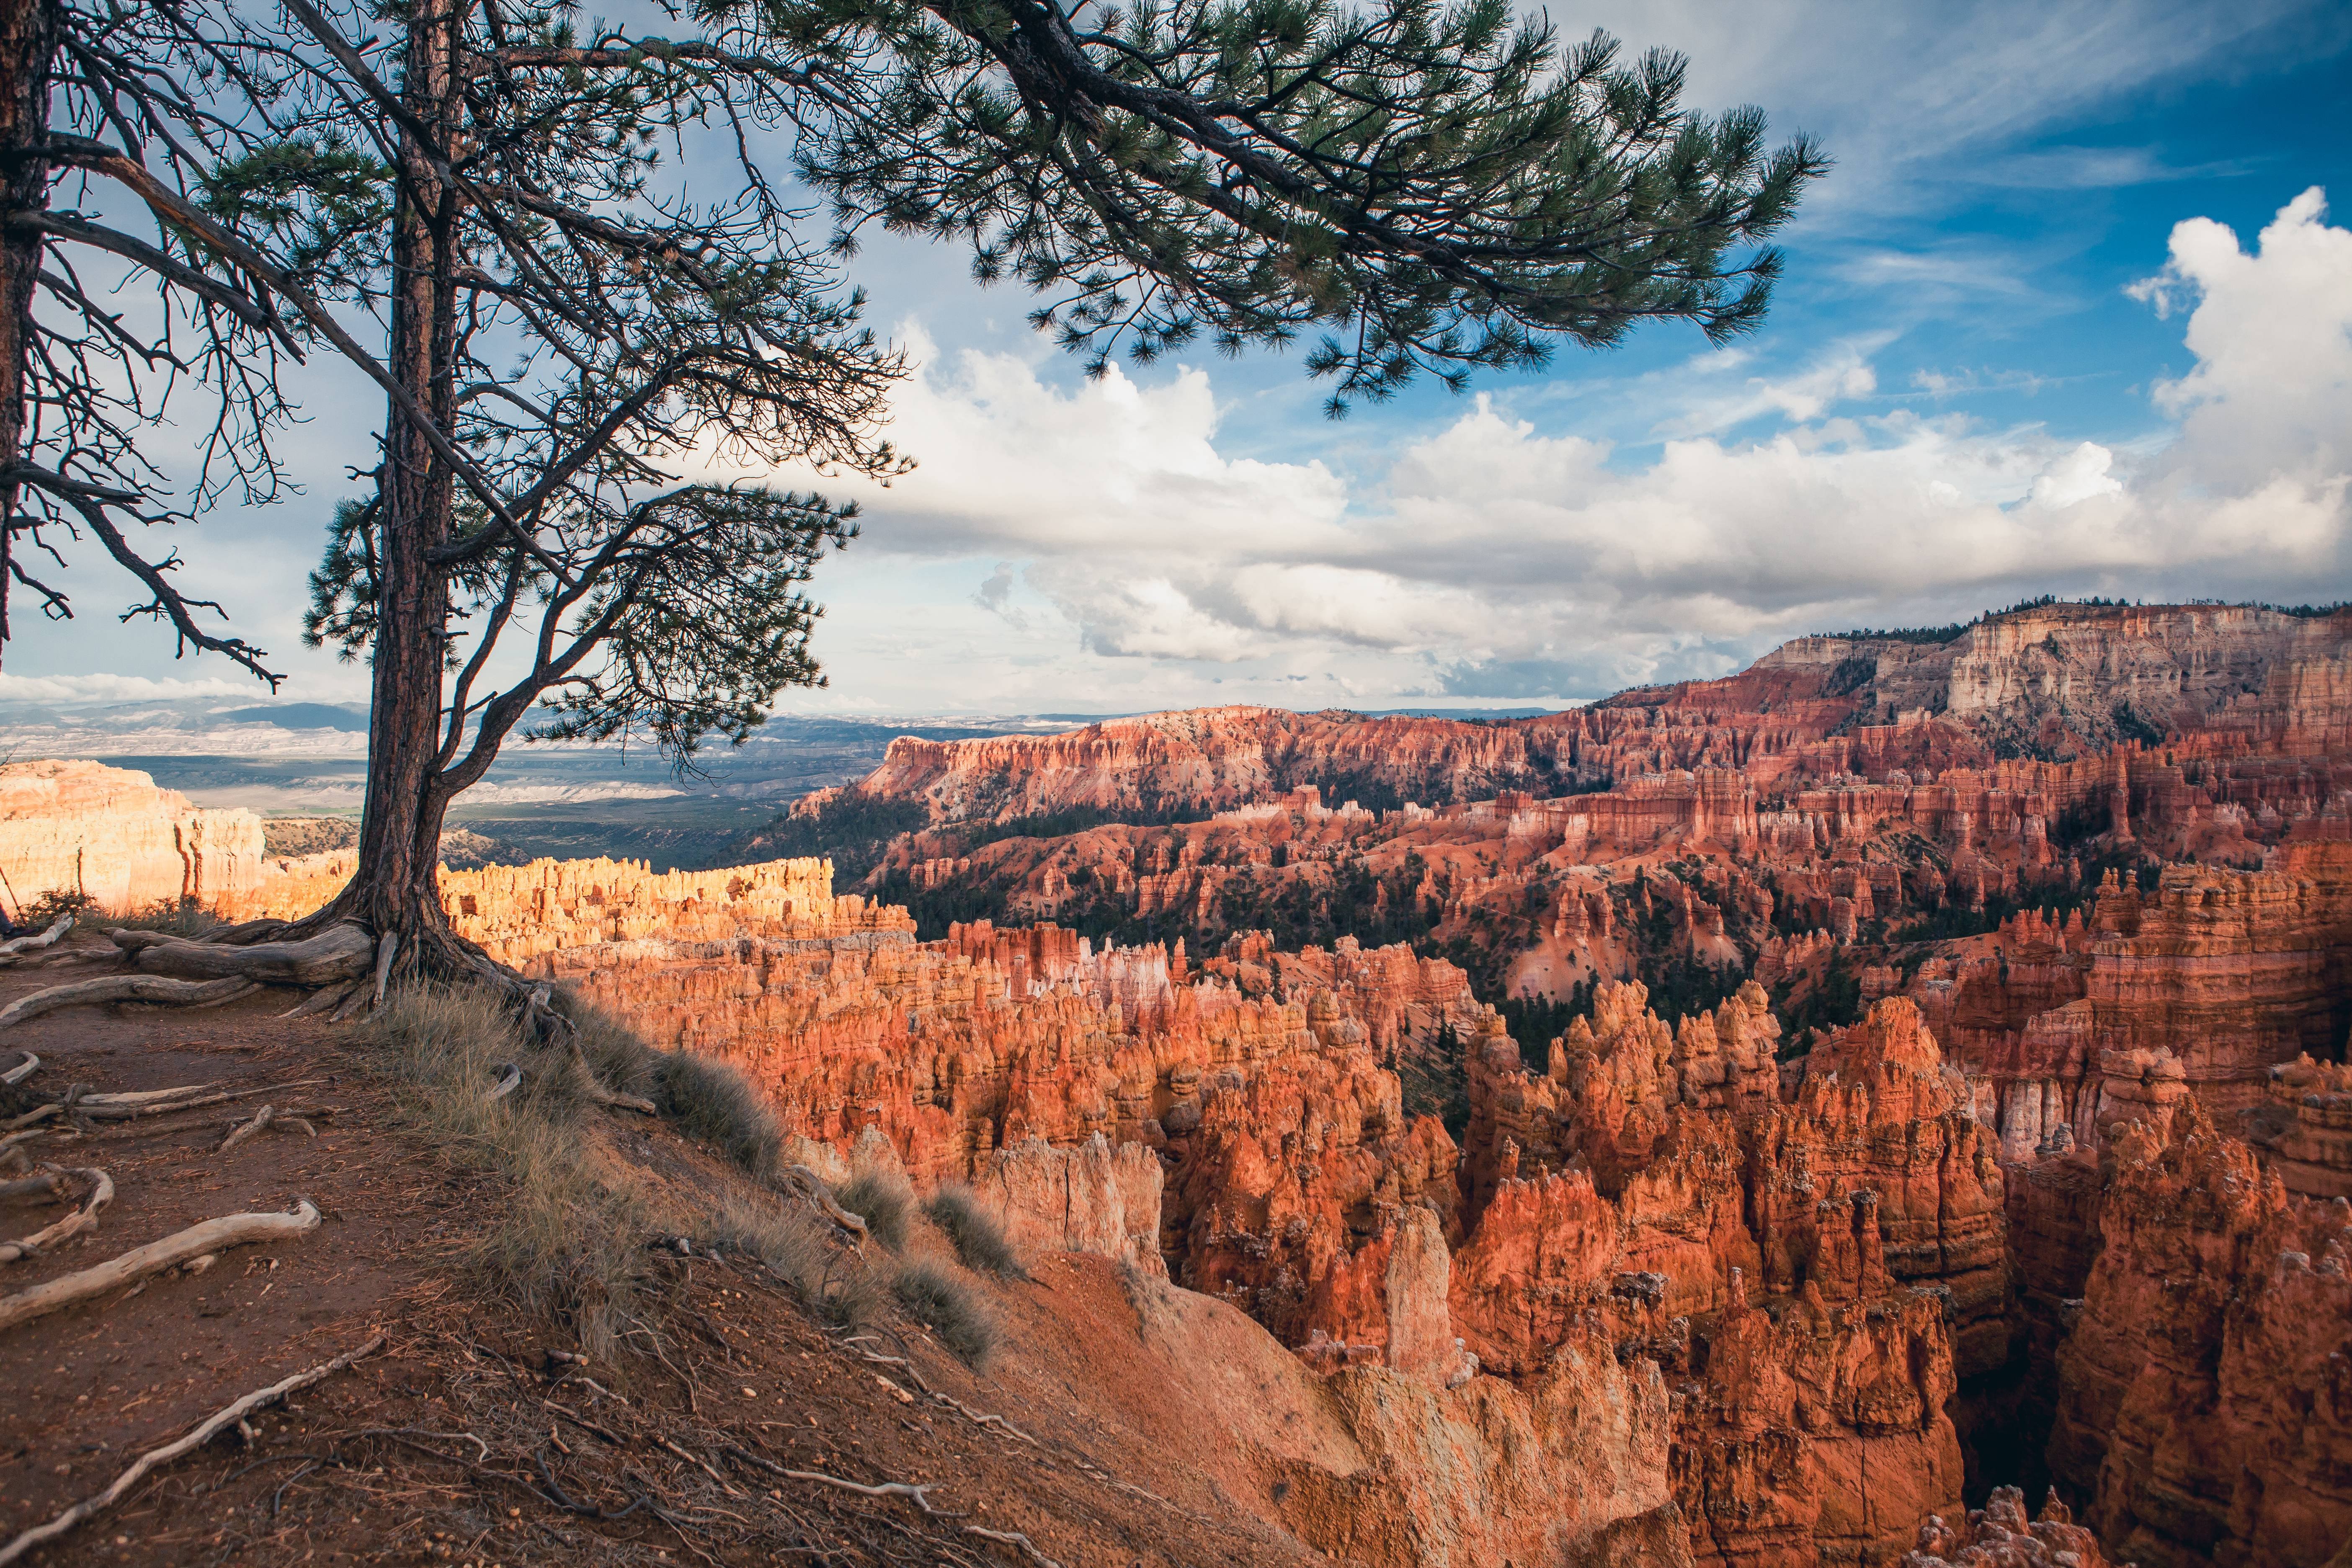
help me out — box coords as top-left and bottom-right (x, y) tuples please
(111, 923), (373, 985)
(0, 917), (73, 960)
(965, 1526), (1066, 1568)
(0, 1168), (113, 1263)
(486, 1063), (522, 1103)
(0, 1197), (319, 1332)
(0, 975), (256, 1031)
(277, 981), (355, 1020)
(0, 1051), (34, 1087)
(0, 1331), (384, 1565)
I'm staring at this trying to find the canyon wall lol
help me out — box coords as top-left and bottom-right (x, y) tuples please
(0, 759), (265, 915)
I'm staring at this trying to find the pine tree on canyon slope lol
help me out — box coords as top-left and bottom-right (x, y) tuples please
(0, 0), (1825, 988)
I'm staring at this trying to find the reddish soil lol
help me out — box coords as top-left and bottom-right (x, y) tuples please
(0, 933), (1320, 1567)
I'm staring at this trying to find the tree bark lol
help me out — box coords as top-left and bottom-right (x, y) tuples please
(322, 0), (464, 960)
(0, 0), (57, 652)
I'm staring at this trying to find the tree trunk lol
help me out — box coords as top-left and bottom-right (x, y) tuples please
(0, 0), (56, 655)
(318, 0), (465, 964)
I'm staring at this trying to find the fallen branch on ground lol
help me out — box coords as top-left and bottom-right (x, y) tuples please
(0, 1052), (35, 1087)
(0, 1197), (319, 1331)
(111, 923), (374, 985)
(0, 1331), (384, 1566)
(928, 1393), (1037, 1446)
(965, 1525), (1065, 1568)
(0, 975), (257, 1031)
(0, 1168), (112, 1263)
(486, 1063), (522, 1103)
(0, 917), (73, 960)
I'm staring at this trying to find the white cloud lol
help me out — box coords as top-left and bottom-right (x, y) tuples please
(793, 187), (2352, 704)
(0, 672), (261, 703)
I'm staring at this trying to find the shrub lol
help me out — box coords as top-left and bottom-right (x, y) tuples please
(696, 1193), (880, 1332)
(834, 1168), (910, 1252)
(922, 1186), (1025, 1279)
(893, 1259), (996, 1368)
(559, 994), (783, 1179)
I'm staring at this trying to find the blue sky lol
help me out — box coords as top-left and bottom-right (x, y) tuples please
(5, 0), (2350, 718)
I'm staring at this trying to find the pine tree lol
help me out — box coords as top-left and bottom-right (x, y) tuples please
(0, 0), (1825, 1009)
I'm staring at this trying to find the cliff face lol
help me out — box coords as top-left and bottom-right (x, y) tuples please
(1444, 990), (2000, 1566)
(0, 759), (264, 915)
(2049, 1096), (2352, 1568)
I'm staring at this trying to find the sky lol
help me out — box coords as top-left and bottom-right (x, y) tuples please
(6, 0), (2352, 720)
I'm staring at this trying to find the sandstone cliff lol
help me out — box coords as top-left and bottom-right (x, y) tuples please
(0, 759), (264, 915)
(2049, 1096), (2352, 1568)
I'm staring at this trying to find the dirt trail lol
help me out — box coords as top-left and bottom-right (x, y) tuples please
(0, 931), (1320, 1566)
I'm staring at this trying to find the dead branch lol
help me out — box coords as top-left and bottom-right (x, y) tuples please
(0, 1052), (36, 1087)
(0, 975), (258, 1030)
(0, 917), (74, 959)
(113, 923), (374, 985)
(277, 981), (355, 1020)
(0, 1168), (113, 1263)
(216, 1104), (276, 1153)
(0, 1197), (319, 1331)
(528, 985), (655, 1114)
(486, 1063), (522, 1103)
(720, 1448), (962, 1518)
(964, 1525), (1065, 1568)
(329, 982), (374, 1023)
(0, 1331), (385, 1566)
(5, 1079), (306, 1132)
(780, 1166), (869, 1245)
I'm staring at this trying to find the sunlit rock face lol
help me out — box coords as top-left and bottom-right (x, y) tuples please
(2050, 1095), (2352, 1568)
(0, 759), (263, 914)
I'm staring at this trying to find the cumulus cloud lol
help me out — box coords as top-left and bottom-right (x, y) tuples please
(808, 187), (2352, 703)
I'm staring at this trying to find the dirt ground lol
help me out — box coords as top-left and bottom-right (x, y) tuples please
(0, 930), (1325, 1567)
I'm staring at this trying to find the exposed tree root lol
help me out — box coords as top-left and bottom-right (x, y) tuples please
(205, 917), (294, 947)
(329, 982), (374, 1023)
(486, 1063), (523, 1103)
(0, 1170), (63, 1203)
(371, 932), (398, 1008)
(965, 1524), (1066, 1568)
(719, 1446), (962, 1517)
(0, 1331), (385, 1566)
(0, 1051), (34, 1087)
(112, 923), (374, 985)
(0, 917), (73, 960)
(3, 1079), (299, 1132)
(277, 981), (355, 1020)
(217, 1104), (278, 1153)
(0, 975), (256, 1030)
(0, 1196), (318, 1331)
(0, 1168), (112, 1263)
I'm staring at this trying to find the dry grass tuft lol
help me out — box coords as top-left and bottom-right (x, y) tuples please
(922, 1186), (1026, 1279)
(562, 996), (783, 1179)
(694, 1192), (884, 1333)
(364, 982), (648, 1357)
(834, 1168), (910, 1252)
(892, 1259), (997, 1368)
(20, 890), (219, 936)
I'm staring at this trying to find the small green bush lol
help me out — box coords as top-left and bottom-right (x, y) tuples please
(835, 1168), (910, 1252)
(893, 1259), (996, 1368)
(922, 1186), (1025, 1279)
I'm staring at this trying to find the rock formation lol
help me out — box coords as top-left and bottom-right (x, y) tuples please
(2050, 1096), (2352, 1568)
(1902, 1487), (2122, 1568)
(0, 759), (264, 915)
